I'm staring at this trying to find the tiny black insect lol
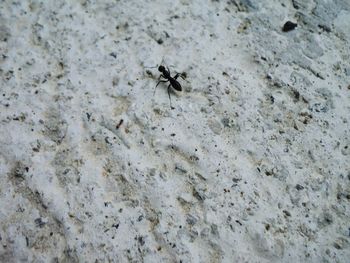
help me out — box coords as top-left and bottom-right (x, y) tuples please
(155, 65), (185, 109)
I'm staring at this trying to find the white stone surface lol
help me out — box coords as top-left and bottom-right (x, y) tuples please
(0, 0), (349, 262)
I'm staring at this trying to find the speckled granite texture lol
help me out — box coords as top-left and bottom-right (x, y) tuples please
(0, 0), (349, 262)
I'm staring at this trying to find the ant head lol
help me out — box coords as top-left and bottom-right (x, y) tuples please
(158, 65), (165, 72)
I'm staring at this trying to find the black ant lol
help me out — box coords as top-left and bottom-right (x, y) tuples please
(155, 65), (186, 109)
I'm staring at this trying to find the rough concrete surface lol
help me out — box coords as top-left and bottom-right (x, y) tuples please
(0, 0), (349, 262)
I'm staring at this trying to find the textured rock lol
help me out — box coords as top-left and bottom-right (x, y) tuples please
(0, 0), (349, 262)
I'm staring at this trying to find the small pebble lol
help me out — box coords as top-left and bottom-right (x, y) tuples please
(283, 21), (297, 32)
(295, 184), (304, 190)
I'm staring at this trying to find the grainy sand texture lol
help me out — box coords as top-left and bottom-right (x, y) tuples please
(0, 0), (350, 262)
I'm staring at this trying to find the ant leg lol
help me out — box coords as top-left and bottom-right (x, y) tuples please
(167, 84), (174, 109)
(154, 80), (168, 96)
(166, 66), (171, 75)
(156, 80), (168, 88)
(174, 73), (186, 80)
(174, 73), (181, 79)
